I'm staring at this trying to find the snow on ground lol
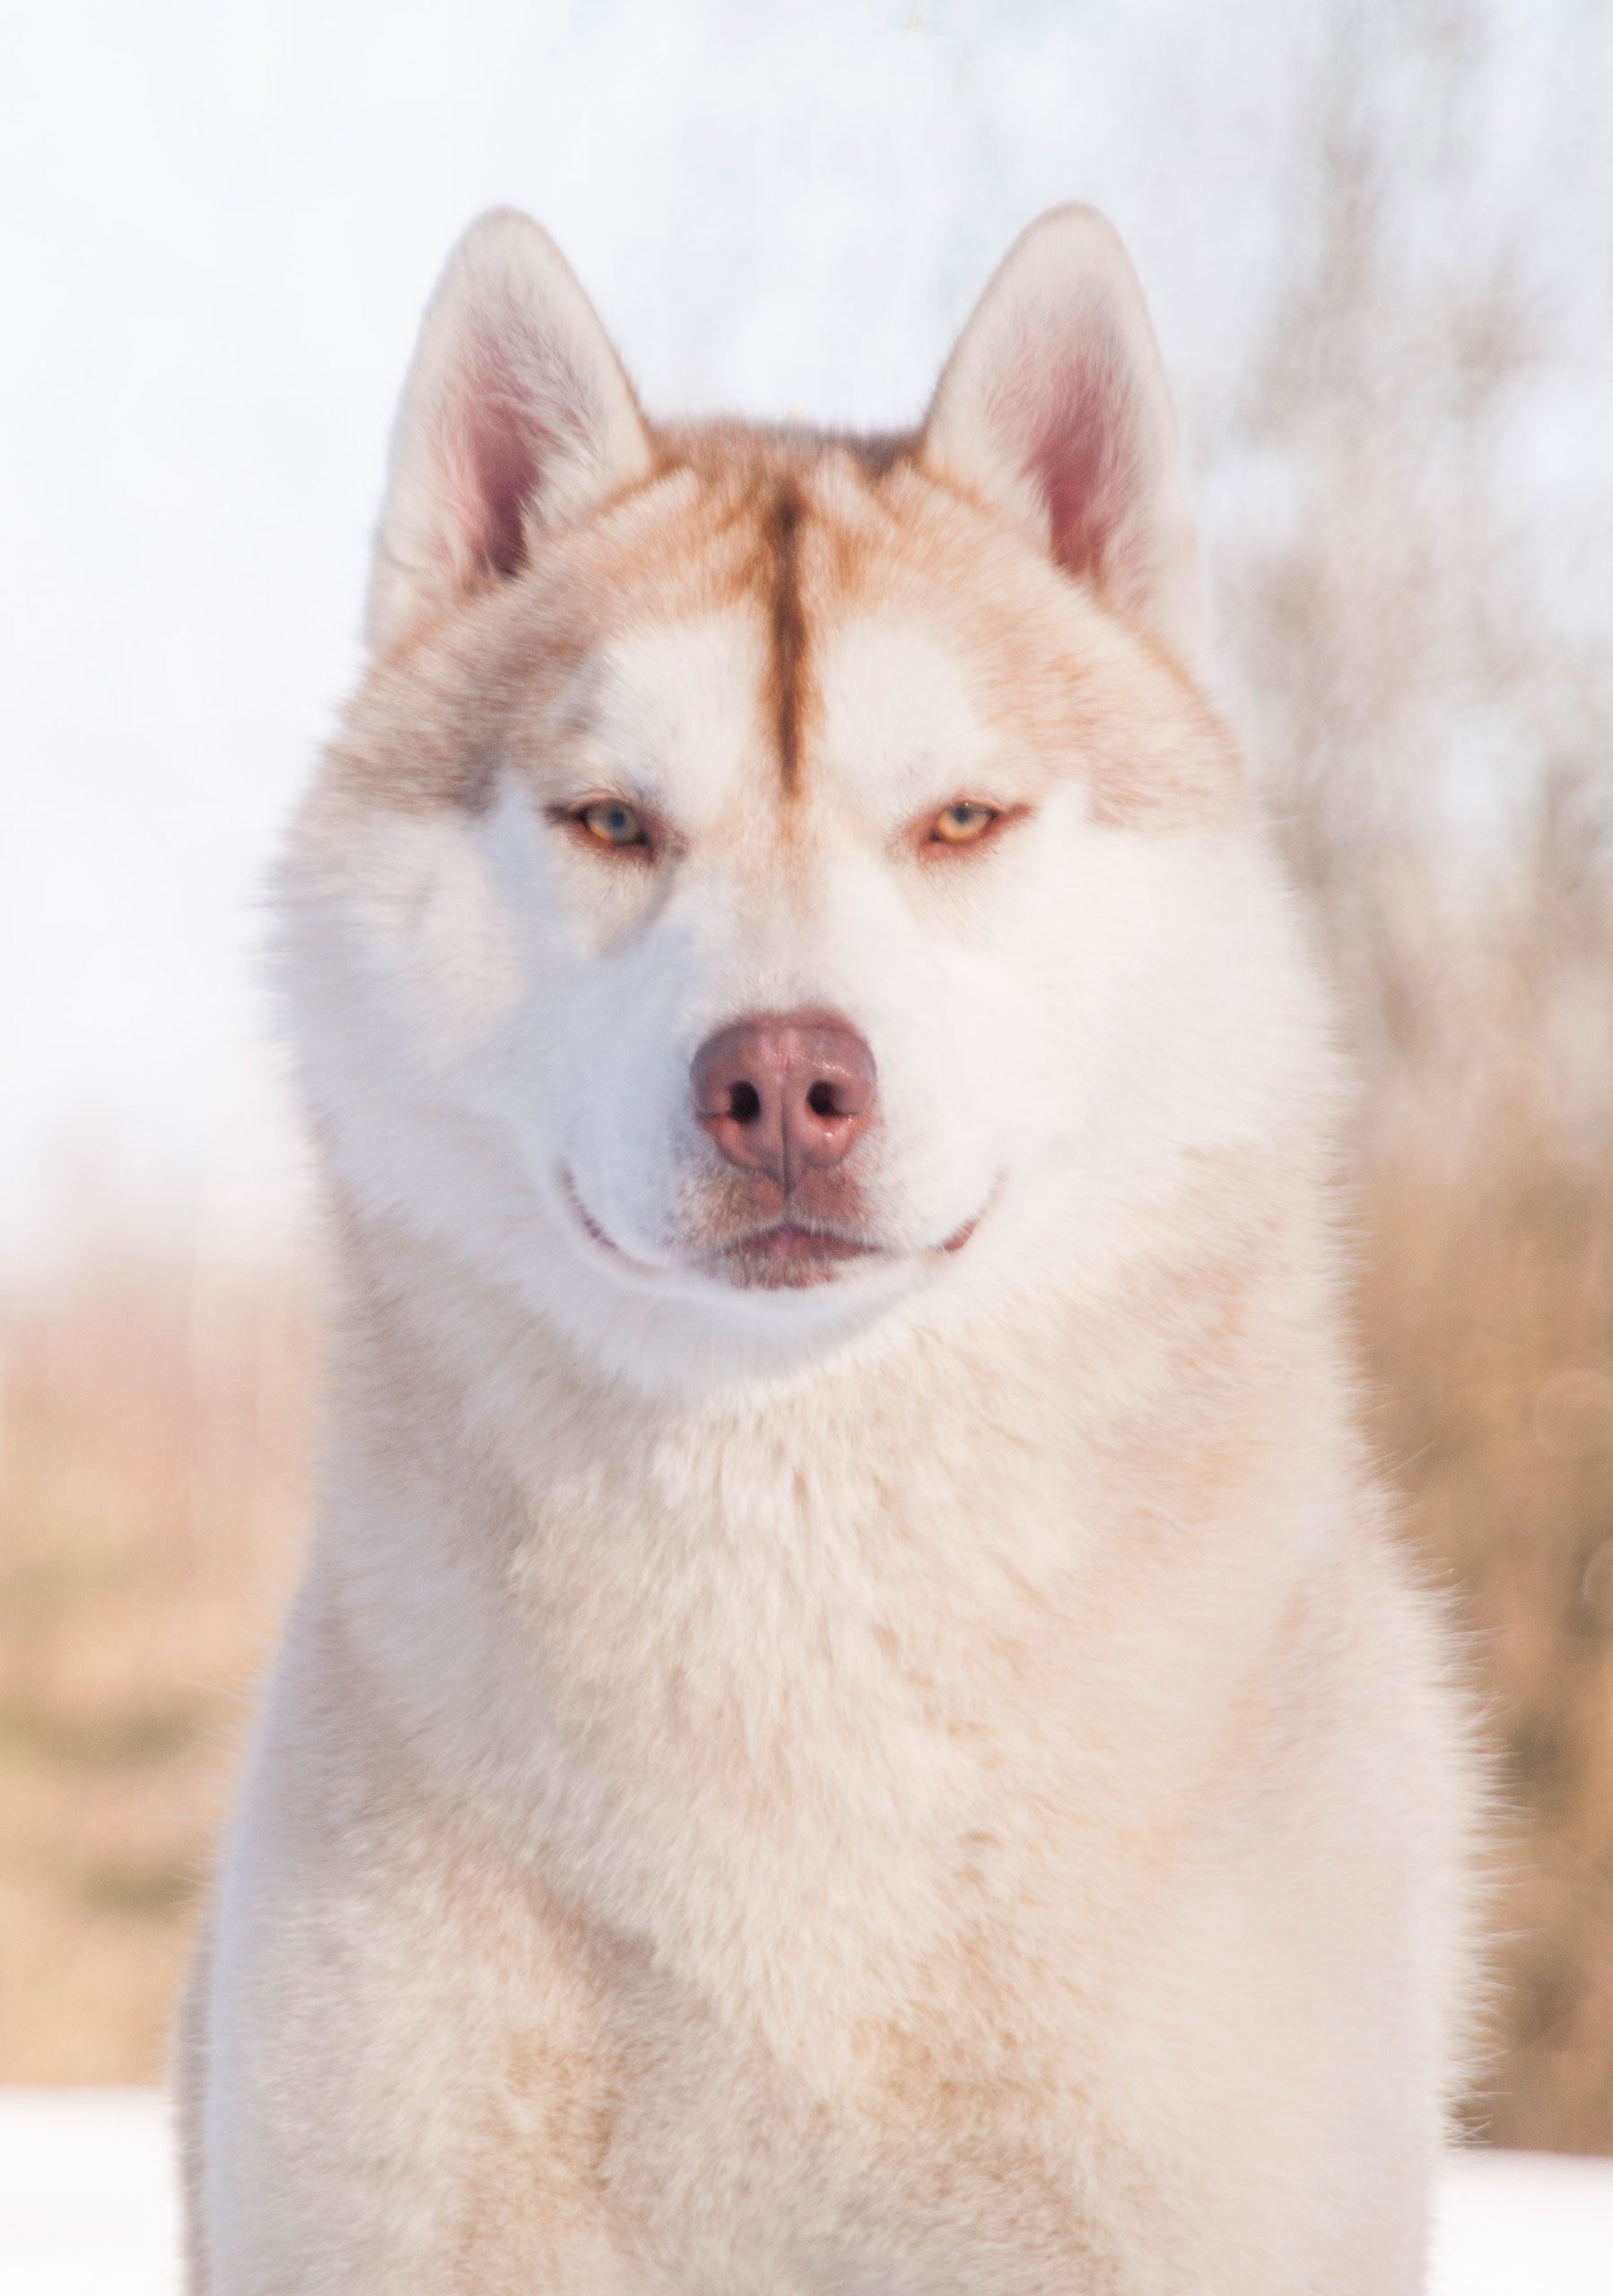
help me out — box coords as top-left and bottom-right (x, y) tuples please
(2, 2091), (1610, 2294)
(1, 2092), (179, 2296)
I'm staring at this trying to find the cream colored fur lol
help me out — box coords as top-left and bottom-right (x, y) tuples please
(180, 207), (1483, 2294)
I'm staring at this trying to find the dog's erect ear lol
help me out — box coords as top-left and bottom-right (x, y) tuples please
(367, 210), (653, 650)
(921, 206), (1200, 665)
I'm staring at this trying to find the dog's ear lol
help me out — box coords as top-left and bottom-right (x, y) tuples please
(921, 206), (1200, 665)
(367, 210), (653, 650)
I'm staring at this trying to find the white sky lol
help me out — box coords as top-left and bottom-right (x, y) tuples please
(0, 0), (1605, 1278)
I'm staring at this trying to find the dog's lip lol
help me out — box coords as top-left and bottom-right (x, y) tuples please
(712, 1220), (880, 1264)
(556, 1170), (991, 1284)
(700, 1222), (885, 1293)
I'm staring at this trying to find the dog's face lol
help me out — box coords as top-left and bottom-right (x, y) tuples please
(285, 209), (1289, 1383)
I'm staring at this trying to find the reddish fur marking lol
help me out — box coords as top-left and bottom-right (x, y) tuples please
(765, 482), (806, 792)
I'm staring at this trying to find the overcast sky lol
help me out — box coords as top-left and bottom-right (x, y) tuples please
(1, 0), (1603, 1278)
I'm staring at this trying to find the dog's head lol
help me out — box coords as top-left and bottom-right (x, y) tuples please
(284, 209), (1314, 1384)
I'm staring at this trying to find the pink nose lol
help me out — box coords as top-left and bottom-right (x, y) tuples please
(692, 1013), (876, 1193)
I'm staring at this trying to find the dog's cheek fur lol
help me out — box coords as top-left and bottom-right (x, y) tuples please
(276, 770), (594, 1302)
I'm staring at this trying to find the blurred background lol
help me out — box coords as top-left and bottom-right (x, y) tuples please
(2, 0), (1610, 2151)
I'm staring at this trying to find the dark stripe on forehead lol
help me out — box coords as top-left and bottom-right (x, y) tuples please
(765, 482), (806, 792)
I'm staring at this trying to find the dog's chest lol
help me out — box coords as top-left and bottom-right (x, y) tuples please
(487, 1413), (1114, 2043)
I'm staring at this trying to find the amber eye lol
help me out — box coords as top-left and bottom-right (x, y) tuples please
(929, 800), (998, 847)
(574, 798), (650, 850)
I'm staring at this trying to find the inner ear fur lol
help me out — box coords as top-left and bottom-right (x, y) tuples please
(367, 209), (653, 651)
(920, 204), (1201, 666)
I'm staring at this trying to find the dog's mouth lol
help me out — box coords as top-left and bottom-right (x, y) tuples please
(559, 1174), (983, 1292)
(702, 1219), (884, 1292)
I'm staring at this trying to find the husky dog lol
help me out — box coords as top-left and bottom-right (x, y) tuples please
(181, 207), (1481, 2293)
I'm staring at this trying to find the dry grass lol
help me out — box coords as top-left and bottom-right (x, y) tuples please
(1366, 1133), (1613, 2152)
(0, 1259), (311, 2082)
(1348, 848), (1613, 2153)
(1211, 0), (1613, 2148)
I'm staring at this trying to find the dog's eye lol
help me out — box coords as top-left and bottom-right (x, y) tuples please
(929, 801), (998, 847)
(574, 799), (650, 850)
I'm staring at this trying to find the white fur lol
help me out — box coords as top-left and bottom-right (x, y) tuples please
(182, 208), (1483, 2296)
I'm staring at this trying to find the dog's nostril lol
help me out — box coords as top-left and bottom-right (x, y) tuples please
(728, 1081), (763, 1124)
(806, 1081), (838, 1118)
